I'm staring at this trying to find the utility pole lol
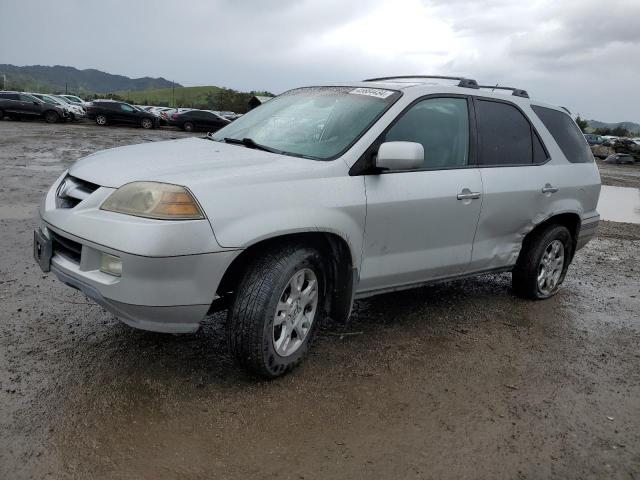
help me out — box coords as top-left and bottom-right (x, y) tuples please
(172, 81), (175, 107)
(2, 74), (6, 90)
(65, 82), (68, 94)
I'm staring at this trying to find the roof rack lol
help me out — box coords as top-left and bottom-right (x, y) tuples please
(363, 75), (479, 89)
(477, 85), (530, 99)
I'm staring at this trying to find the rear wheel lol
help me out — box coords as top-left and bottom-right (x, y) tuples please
(95, 114), (107, 126)
(512, 224), (573, 299)
(141, 118), (153, 129)
(227, 244), (325, 378)
(43, 111), (59, 123)
(183, 121), (194, 132)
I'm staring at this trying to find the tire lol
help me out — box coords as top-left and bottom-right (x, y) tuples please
(95, 114), (107, 126)
(512, 224), (573, 300)
(0, 109), (4, 121)
(141, 118), (153, 129)
(43, 111), (59, 124)
(227, 243), (325, 378)
(183, 121), (194, 132)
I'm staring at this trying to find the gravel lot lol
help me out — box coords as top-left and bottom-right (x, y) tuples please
(1, 120), (639, 480)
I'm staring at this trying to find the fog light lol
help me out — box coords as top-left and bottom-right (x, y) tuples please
(100, 253), (122, 277)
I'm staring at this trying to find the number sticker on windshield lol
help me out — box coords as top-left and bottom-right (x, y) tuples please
(349, 88), (394, 99)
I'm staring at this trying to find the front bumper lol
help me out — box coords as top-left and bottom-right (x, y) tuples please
(38, 172), (240, 333)
(40, 224), (238, 333)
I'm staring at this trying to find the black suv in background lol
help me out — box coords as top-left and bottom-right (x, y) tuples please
(0, 91), (66, 123)
(172, 109), (231, 132)
(85, 100), (159, 129)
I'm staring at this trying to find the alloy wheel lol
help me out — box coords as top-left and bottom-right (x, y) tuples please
(273, 268), (318, 357)
(537, 240), (565, 296)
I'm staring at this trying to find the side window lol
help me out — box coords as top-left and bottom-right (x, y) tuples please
(383, 97), (469, 169)
(20, 94), (36, 102)
(121, 104), (134, 112)
(476, 100), (538, 166)
(531, 105), (593, 163)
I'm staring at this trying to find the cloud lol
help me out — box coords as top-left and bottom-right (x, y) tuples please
(1, 0), (638, 122)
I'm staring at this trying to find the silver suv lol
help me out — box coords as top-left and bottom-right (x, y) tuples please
(34, 76), (601, 377)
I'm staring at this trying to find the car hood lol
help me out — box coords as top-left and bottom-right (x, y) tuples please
(68, 137), (333, 189)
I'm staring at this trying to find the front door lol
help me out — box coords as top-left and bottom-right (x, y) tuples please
(358, 96), (483, 293)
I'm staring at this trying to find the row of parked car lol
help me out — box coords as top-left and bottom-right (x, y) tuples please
(0, 91), (87, 123)
(0, 91), (240, 133)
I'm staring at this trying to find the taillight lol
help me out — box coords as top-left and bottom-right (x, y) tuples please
(172, 113), (178, 119)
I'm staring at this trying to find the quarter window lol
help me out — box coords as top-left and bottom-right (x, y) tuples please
(531, 105), (593, 163)
(382, 97), (470, 169)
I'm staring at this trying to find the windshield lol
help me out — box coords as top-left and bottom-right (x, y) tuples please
(210, 86), (401, 160)
(55, 96), (72, 104)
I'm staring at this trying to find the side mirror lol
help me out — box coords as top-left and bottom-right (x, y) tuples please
(375, 141), (424, 171)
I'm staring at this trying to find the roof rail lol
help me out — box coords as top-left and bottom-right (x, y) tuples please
(478, 85), (530, 99)
(363, 75), (479, 89)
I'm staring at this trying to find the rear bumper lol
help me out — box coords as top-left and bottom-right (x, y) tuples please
(576, 212), (600, 250)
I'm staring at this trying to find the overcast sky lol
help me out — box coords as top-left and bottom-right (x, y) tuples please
(1, 0), (639, 122)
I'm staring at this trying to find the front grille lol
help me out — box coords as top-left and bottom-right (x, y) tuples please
(50, 231), (82, 264)
(56, 175), (100, 209)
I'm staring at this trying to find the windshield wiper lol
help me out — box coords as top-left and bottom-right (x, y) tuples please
(223, 137), (282, 154)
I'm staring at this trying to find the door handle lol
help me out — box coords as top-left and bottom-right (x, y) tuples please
(457, 190), (481, 200)
(541, 184), (558, 194)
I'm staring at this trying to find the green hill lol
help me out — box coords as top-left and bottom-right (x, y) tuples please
(0, 64), (179, 94)
(114, 86), (223, 107)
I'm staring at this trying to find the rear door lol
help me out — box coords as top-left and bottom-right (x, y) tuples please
(359, 96), (483, 292)
(18, 94), (42, 117)
(469, 98), (554, 271)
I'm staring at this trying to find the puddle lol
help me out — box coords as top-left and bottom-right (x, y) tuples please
(598, 185), (640, 224)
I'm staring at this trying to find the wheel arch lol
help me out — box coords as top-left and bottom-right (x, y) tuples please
(523, 212), (581, 259)
(215, 231), (356, 324)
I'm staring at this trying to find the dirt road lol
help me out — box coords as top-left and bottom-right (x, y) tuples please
(1, 121), (639, 479)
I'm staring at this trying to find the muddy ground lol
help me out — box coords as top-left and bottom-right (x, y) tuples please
(1, 121), (639, 479)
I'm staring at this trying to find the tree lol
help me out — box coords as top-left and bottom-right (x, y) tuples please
(575, 116), (588, 133)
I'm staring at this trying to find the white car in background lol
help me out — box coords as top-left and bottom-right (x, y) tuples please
(53, 95), (86, 120)
(59, 94), (89, 107)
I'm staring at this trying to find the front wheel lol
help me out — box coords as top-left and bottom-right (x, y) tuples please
(95, 114), (107, 126)
(141, 118), (153, 129)
(227, 244), (325, 378)
(512, 224), (573, 299)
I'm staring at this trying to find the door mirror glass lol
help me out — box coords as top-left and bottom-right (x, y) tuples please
(375, 141), (424, 171)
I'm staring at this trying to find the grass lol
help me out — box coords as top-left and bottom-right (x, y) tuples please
(113, 85), (223, 107)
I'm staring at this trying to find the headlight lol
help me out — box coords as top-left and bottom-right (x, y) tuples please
(100, 182), (205, 220)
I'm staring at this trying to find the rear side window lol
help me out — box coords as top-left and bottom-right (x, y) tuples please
(476, 100), (543, 166)
(531, 106), (593, 163)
